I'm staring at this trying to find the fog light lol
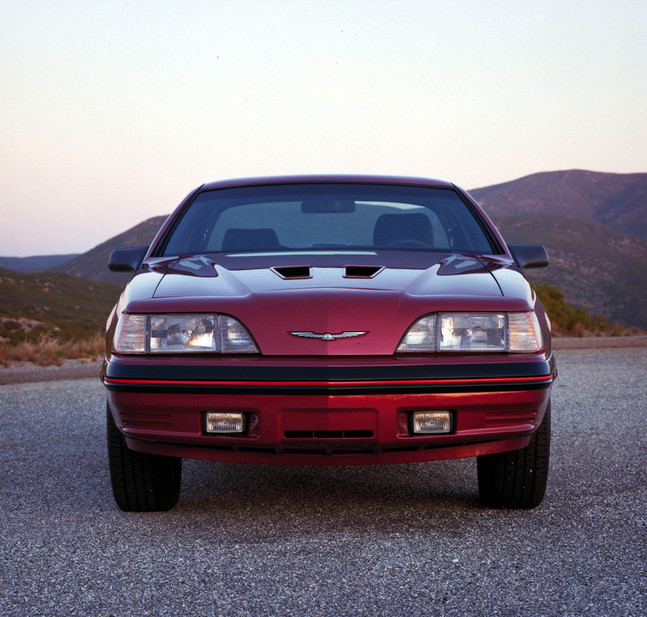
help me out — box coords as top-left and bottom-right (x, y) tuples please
(411, 411), (452, 434)
(204, 412), (246, 434)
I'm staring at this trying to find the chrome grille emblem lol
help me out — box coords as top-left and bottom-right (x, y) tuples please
(289, 331), (367, 341)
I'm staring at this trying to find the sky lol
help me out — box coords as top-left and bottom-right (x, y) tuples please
(1, 0), (646, 257)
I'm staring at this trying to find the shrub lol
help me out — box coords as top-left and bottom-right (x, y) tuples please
(0, 333), (104, 367)
(532, 282), (634, 336)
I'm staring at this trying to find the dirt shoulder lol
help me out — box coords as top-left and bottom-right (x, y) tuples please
(552, 335), (647, 349)
(0, 359), (102, 385)
(1, 336), (646, 385)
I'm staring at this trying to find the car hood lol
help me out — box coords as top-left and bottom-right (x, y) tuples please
(122, 252), (534, 355)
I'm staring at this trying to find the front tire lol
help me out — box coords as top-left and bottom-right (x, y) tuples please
(477, 401), (551, 509)
(107, 403), (182, 511)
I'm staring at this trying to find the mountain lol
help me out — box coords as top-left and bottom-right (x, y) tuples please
(0, 254), (79, 273)
(49, 215), (168, 284)
(469, 169), (647, 241)
(493, 215), (647, 328)
(0, 268), (123, 343)
(467, 170), (647, 329)
(48, 170), (647, 328)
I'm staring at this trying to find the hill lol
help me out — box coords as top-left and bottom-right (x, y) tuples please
(48, 170), (647, 329)
(0, 268), (123, 344)
(470, 169), (647, 241)
(0, 254), (79, 273)
(49, 215), (168, 284)
(465, 169), (647, 328)
(493, 215), (647, 328)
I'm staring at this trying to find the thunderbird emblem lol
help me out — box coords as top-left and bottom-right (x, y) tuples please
(289, 331), (367, 341)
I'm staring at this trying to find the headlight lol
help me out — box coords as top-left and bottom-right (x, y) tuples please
(150, 314), (217, 353)
(439, 313), (506, 351)
(113, 313), (259, 354)
(396, 312), (542, 353)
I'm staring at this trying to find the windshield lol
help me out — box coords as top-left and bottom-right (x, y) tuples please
(160, 183), (498, 257)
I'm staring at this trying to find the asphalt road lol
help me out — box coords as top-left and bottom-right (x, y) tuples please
(1, 347), (646, 617)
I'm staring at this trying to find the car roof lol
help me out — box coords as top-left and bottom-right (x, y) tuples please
(200, 174), (455, 191)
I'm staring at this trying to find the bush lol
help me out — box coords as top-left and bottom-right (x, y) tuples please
(532, 282), (634, 336)
(0, 333), (104, 367)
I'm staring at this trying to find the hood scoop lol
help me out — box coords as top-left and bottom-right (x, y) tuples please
(344, 265), (383, 278)
(272, 264), (384, 280)
(272, 265), (312, 279)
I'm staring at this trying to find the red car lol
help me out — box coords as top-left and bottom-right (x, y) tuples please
(103, 176), (555, 511)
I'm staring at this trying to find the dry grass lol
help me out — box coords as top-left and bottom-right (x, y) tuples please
(0, 334), (104, 367)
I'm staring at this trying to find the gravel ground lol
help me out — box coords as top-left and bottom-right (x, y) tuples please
(0, 347), (646, 616)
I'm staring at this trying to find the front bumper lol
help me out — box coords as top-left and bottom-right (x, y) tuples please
(102, 354), (556, 465)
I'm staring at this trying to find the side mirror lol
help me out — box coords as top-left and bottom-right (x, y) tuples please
(508, 244), (549, 269)
(108, 246), (148, 272)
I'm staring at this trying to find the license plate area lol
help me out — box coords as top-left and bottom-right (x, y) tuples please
(280, 409), (377, 440)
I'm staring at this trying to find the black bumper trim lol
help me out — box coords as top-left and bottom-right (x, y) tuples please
(102, 357), (556, 395)
(104, 381), (553, 395)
